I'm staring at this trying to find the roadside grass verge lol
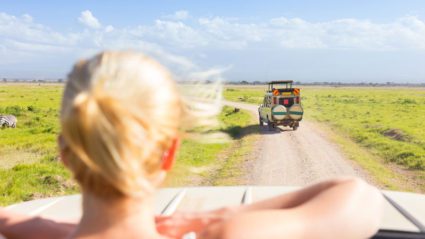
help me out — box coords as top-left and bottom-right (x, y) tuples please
(315, 121), (422, 192)
(210, 133), (258, 186)
(303, 87), (425, 171)
(224, 87), (264, 104)
(165, 106), (255, 186)
(210, 106), (259, 186)
(223, 85), (425, 192)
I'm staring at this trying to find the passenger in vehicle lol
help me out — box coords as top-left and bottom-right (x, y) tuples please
(0, 51), (384, 239)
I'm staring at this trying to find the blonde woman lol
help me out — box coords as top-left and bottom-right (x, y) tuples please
(0, 51), (383, 239)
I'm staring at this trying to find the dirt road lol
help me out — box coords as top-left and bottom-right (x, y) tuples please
(224, 101), (372, 186)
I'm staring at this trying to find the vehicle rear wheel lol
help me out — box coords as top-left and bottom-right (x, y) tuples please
(259, 115), (264, 126)
(267, 117), (273, 131)
(293, 126), (298, 131)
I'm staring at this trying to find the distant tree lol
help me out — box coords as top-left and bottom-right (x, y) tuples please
(240, 80), (249, 85)
(2, 78), (7, 82)
(57, 78), (64, 83)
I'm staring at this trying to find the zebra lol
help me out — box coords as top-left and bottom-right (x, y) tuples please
(0, 115), (17, 128)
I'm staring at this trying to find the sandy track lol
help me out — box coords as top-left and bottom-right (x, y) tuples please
(224, 101), (371, 186)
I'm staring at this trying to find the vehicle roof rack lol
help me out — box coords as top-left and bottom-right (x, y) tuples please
(267, 80), (293, 84)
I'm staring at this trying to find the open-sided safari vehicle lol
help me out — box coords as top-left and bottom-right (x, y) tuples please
(5, 186), (425, 239)
(258, 81), (304, 130)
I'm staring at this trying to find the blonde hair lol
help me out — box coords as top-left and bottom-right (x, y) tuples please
(60, 51), (220, 198)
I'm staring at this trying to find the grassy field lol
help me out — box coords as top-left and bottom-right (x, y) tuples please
(0, 84), (75, 205)
(224, 85), (425, 191)
(0, 84), (252, 205)
(166, 105), (254, 186)
(2, 83), (423, 204)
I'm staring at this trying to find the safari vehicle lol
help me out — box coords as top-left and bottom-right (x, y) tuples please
(258, 80), (303, 130)
(6, 186), (425, 239)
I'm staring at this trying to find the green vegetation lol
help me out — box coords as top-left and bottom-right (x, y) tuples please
(0, 84), (76, 205)
(166, 106), (255, 186)
(0, 84), (62, 166)
(224, 86), (425, 191)
(224, 87), (265, 104)
(2, 83), (423, 204)
(303, 87), (425, 171)
(0, 84), (253, 205)
(210, 106), (258, 186)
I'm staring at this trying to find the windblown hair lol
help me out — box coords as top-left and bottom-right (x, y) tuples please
(60, 51), (221, 198)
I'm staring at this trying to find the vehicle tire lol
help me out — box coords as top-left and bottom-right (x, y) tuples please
(293, 126), (298, 131)
(267, 117), (273, 131)
(259, 115), (264, 126)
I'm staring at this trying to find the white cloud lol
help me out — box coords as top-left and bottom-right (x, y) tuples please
(151, 20), (207, 48)
(163, 10), (190, 21)
(266, 16), (425, 50)
(198, 17), (263, 49)
(188, 66), (232, 81)
(78, 10), (102, 29)
(0, 12), (201, 79)
(105, 25), (114, 33)
(0, 13), (79, 47)
(2, 10), (425, 81)
(244, 15), (425, 50)
(3, 11), (425, 57)
(22, 14), (33, 22)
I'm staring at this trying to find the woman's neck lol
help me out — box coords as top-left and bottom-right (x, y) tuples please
(70, 191), (166, 239)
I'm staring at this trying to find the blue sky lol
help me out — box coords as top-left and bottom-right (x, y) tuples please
(1, 0), (425, 82)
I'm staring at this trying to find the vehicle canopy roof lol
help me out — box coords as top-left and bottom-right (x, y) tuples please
(267, 80), (294, 92)
(268, 80), (293, 84)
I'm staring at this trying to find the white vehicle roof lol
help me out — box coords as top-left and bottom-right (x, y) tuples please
(5, 186), (425, 237)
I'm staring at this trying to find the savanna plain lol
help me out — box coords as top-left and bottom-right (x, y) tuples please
(0, 83), (424, 205)
(0, 83), (253, 205)
(225, 85), (425, 192)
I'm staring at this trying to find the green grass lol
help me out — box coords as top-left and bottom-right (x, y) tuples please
(0, 162), (76, 205)
(316, 121), (419, 191)
(166, 106), (254, 186)
(211, 133), (257, 186)
(303, 87), (425, 171)
(0, 84), (77, 205)
(2, 83), (423, 204)
(0, 84), (62, 165)
(224, 86), (425, 191)
(224, 87), (265, 104)
(211, 106), (258, 185)
(0, 84), (254, 205)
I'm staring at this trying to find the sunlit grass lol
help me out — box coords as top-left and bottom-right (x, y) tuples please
(166, 106), (253, 186)
(224, 86), (425, 191)
(0, 84), (253, 205)
(302, 87), (425, 170)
